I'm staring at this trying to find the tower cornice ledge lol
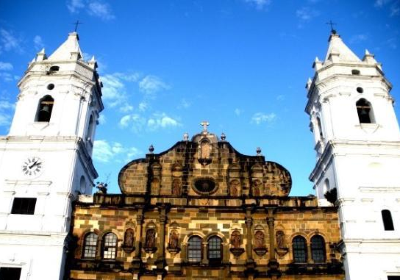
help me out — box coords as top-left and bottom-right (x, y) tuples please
(309, 140), (400, 183)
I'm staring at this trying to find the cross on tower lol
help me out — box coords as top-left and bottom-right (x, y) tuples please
(73, 20), (83, 32)
(326, 20), (337, 34)
(200, 121), (210, 133)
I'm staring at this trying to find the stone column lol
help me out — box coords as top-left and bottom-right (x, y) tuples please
(202, 241), (209, 265)
(244, 206), (256, 278)
(155, 204), (168, 278)
(245, 208), (253, 261)
(158, 206), (167, 263)
(266, 208), (280, 277)
(132, 207), (144, 278)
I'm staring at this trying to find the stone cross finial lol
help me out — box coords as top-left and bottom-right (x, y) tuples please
(200, 121), (209, 133)
(73, 20), (83, 32)
(326, 20), (337, 33)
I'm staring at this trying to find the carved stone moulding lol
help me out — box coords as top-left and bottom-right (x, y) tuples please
(275, 247), (289, 258)
(253, 247), (268, 256)
(144, 247), (157, 254)
(167, 247), (181, 255)
(198, 157), (212, 166)
(230, 247), (245, 257)
(122, 245), (135, 253)
(192, 177), (218, 195)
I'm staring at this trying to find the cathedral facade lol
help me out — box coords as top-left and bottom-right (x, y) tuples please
(0, 30), (399, 280)
(69, 129), (343, 280)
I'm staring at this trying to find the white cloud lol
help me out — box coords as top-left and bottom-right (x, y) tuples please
(67, 0), (115, 20)
(179, 99), (191, 109)
(119, 113), (147, 132)
(147, 113), (181, 130)
(386, 37), (398, 49)
(119, 112), (181, 132)
(120, 104), (134, 113)
(0, 100), (15, 127)
(374, 0), (391, 7)
(296, 7), (320, 21)
(0, 72), (18, 82)
(0, 101), (15, 110)
(350, 34), (368, 44)
(101, 72), (140, 108)
(234, 108), (242, 116)
(373, 0), (399, 16)
(391, 2), (400, 16)
(93, 140), (140, 163)
(0, 29), (23, 53)
(67, 0), (85, 13)
(101, 74), (125, 102)
(0, 62), (13, 71)
(119, 114), (132, 128)
(33, 35), (44, 50)
(127, 147), (140, 159)
(88, 1), (115, 20)
(138, 102), (148, 112)
(251, 112), (276, 124)
(98, 114), (106, 124)
(139, 75), (170, 95)
(244, 0), (272, 10)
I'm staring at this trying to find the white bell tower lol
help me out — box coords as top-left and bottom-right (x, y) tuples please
(306, 30), (400, 280)
(0, 32), (103, 280)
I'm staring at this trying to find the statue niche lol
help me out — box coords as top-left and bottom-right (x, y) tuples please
(171, 179), (181, 196)
(144, 228), (157, 253)
(198, 140), (212, 166)
(253, 230), (267, 256)
(230, 230), (244, 257)
(167, 230), (180, 254)
(252, 180), (262, 196)
(122, 228), (135, 253)
(275, 230), (289, 257)
(229, 180), (240, 197)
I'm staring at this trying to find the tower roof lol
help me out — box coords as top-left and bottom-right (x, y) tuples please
(325, 32), (360, 62)
(48, 32), (83, 61)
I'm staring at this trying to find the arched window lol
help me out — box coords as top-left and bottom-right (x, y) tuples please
(382, 210), (394, 231)
(188, 236), (202, 263)
(323, 179), (330, 195)
(356, 99), (374, 124)
(49, 65), (60, 72)
(311, 235), (326, 263)
(317, 117), (323, 139)
(102, 233), (117, 259)
(79, 176), (86, 193)
(87, 114), (95, 141)
(208, 236), (223, 264)
(83, 233), (98, 259)
(292, 236), (307, 263)
(36, 95), (54, 122)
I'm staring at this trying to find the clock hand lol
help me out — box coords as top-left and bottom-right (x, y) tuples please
(29, 161), (38, 169)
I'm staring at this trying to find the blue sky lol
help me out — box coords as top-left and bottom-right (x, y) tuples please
(0, 0), (399, 195)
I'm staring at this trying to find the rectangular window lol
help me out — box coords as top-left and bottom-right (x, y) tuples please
(11, 198), (37, 215)
(388, 277), (400, 280)
(0, 267), (22, 280)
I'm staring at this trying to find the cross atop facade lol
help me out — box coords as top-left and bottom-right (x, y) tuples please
(200, 121), (210, 133)
(73, 20), (83, 32)
(326, 20), (337, 34)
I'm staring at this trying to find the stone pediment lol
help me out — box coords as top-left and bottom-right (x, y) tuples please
(118, 131), (291, 198)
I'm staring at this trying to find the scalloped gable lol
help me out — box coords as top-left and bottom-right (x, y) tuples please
(118, 133), (292, 197)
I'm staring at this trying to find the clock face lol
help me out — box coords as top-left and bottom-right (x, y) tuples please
(22, 157), (44, 177)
